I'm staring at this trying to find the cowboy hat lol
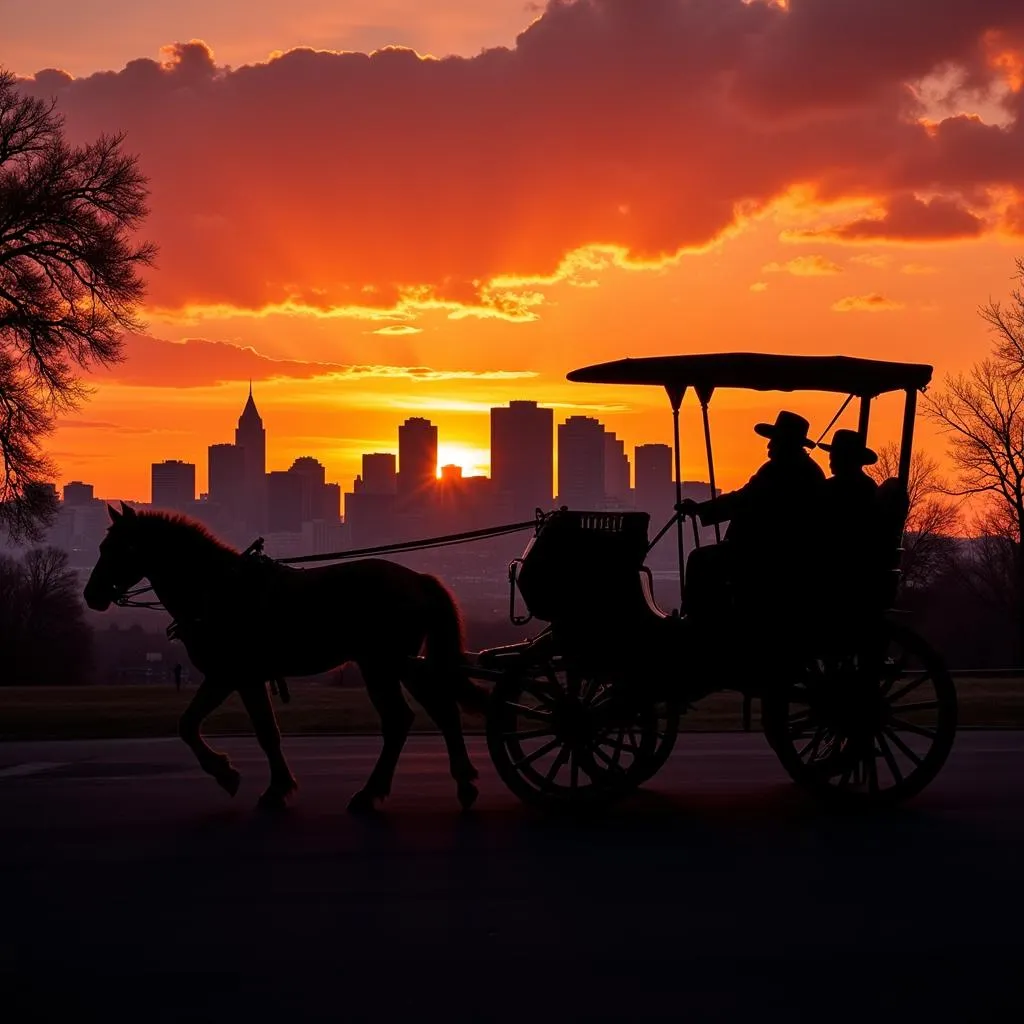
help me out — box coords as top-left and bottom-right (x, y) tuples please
(817, 428), (878, 465)
(753, 410), (815, 448)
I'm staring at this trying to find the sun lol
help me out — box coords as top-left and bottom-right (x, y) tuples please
(436, 442), (490, 478)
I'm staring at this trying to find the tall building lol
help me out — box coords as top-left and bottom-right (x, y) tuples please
(151, 460), (195, 510)
(397, 417), (437, 507)
(323, 482), (341, 521)
(490, 400), (553, 519)
(557, 416), (606, 508)
(288, 456), (328, 522)
(208, 443), (246, 524)
(63, 481), (94, 506)
(267, 470), (303, 533)
(604, 432), (631, 507)
(634, 443), (674, 517)
(235, 383), (267, 531)
(361, 453), (397, 495)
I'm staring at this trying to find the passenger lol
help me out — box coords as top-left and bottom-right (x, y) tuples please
(816, 429), (882, 620)
(678, 410), (825, 620)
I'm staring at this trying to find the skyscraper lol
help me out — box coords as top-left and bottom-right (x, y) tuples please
(557, 416), (606, 508)
(604, 432), (631, 507)
(208, 443), (246, 524)
(288, 456), (328, 522)
(397, 417), (437, 507)
(151, 460), (195, 510)
(362, 453), (397, 495)
(490, 400), (553, 519)
(266, 470), (303, 533)
(63, 481), (94, 506)
(235, 383), (266, 531)
(634, 443), (674, 517)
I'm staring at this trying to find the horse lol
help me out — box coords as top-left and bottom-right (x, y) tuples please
(83, 502), (488, 812)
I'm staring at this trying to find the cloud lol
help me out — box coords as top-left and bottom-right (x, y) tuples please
(901, 263), (940, 274)
(372, 324), (423, 335)
(763, 254), (843, 275)
(849, 254), (893, 268)
(805, 194), (986, 242)
(750, 281), (768, 292)
(831, 293), (905, 312)
(99, 334), (537, 388)
(15, 2), (1024, 317)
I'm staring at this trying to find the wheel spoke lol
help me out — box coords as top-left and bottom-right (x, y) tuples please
(504, 726), (555, 741)
(866, 748), (880, 794)
(506, 703), (553, 722)
(876, 731), (904, 784)
(889, 699), (939, 714)
(887, 716), (937, 741)
(592, 744), (627, 775)
(883, 727), (924, 767)
(798, 725), (826, 764)
(512, 736), (561, 769)
(542, 744), (572, 785)
(570, 755), (580, 791)
(886, 674), (930, 704)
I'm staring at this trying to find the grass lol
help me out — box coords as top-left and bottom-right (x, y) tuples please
(0, 676), (1021, 741)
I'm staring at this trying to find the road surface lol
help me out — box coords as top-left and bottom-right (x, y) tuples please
(2, 732), (1022, 1021)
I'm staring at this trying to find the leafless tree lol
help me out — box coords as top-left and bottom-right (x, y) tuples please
(867, 443), (959, 590)
(0, 68), (155, 539)
(0, 545), (93, 684)
(924, 259), (1024, 655)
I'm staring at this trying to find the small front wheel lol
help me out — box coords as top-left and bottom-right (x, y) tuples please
(486, 661), (661, 810)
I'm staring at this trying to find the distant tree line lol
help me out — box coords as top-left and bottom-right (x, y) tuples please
(0, 546), (92, 684)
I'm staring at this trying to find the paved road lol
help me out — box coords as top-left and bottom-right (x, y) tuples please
(3, 732), (1022, 1022)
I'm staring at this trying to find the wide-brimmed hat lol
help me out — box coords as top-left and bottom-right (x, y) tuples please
(818, 428), (878, 465)
(753, 410), (815, 448)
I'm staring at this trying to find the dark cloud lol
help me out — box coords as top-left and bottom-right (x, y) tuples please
(15, 1), (1024, 316)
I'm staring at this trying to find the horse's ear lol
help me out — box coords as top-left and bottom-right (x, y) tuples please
(107, 504), (122, 523)
(120, 502), (137, 519)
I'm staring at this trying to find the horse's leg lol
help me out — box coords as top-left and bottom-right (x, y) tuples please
(179, 677), (241, 796)
(403, 673), (479, 811)
(239, 682), (298, 811)
(347, 662), (415, 814)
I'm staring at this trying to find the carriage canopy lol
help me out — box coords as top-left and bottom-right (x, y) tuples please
(566, 353), (932, 398)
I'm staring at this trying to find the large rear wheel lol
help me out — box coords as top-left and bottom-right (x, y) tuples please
(762, 622), (957, 806)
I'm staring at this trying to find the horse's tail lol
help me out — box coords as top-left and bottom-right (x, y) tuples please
(418, 573), (490, 714)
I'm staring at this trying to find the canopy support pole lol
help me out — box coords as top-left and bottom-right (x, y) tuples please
(697, 387), (721, 544)
(898, 389), (917, 488)
(668, 385), (687, 611)
(857, 395), (872, 441)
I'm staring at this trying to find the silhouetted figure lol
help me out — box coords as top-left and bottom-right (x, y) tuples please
(679, 411), (825, 619)
(83, 503), (488, 813)
(174, 663), (182, 692)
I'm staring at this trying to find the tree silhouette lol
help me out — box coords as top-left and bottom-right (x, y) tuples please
(0, 68), (156, 539)
(0, 545), (93, 684)
(868, 442), (958, 591)
(925, 258), (1024, 657)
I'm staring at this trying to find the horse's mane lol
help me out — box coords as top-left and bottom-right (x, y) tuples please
(133, 510), (240, 560)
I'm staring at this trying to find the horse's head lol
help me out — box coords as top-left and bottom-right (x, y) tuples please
(83, 503), (147, 611)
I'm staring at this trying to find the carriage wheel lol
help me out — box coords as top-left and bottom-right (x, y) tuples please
(762, 621), (957, 805)
(486, 660), (666, 809)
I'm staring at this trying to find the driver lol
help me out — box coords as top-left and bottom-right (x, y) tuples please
(678, 410), (825, 618)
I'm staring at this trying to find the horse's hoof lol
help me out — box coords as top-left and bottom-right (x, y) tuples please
(257, 777), (297, 810)
(347, 789), (382, 815)
(457, 781), (479, 811)
(215, 767), (241, 797)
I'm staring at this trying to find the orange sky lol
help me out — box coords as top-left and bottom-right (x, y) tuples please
(6, 0), (1024, 501)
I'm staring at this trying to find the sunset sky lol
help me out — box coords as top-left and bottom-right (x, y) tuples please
(6, 0), (1024, 501)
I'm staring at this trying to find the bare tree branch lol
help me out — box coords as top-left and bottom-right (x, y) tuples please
(0, 67), (156, 540)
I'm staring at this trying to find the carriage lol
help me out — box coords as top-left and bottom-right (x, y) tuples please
(472, 352), (958, 810)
